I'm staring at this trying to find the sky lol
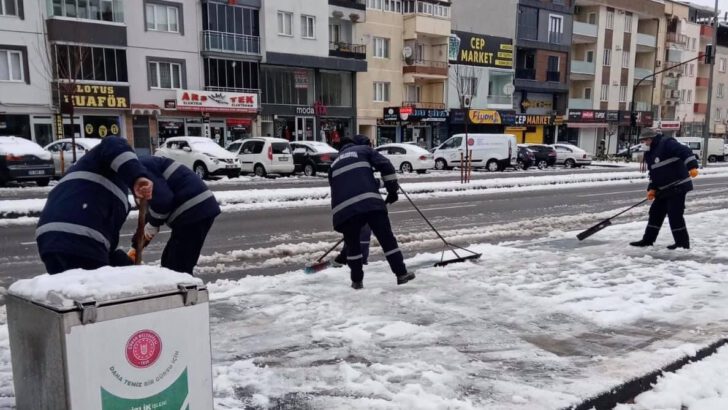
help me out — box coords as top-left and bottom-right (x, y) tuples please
(688, 0), (728, 14)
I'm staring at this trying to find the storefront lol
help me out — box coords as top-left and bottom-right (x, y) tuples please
(447, 109), (510, 140)
(513, 93), (559, 144)
(56, 84), (129, 143)
(566, 109), (616, 154)
(501, 113), (557, 144)
(377, 107), (448, 149)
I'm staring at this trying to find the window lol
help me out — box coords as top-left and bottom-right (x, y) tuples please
(716, 108), (721, 120)
(624, 14), (632, 33)
(373, 37), (390, 58)
(619, 85), (627, 102)
(687, 89), (692, 103)
(548, 15), (563, 43)
(606, 11), (614, 29)
(329, 24), (340, 44)
(301, 15), (315, 39)
(204, 58), (258, 91)
(405, 84), (421, 101)
(373, 81), (390, 102)
(721, 58), (727, 73)
(277, 11), (292, 36)
(689, 64), (694, 77)
(0, 49), (23, 82)
(320, 70), (352, 107)
(518, 6), (538, 40)
(241, 140), (263, 154)
(600, 84), (609, 101)
(547, 56), (560, 81)
(54, 45), (127, 82)
(588, 13), (597, 25)
(384, 0), (401, 12)
(146, 3), (179, 33)
(367, 0), (383, 10)
(202, 3), (259, 37)
(718, 83), (724, 98)
(0, 0), (17, 16)
(584, 87), (592, 99)
(586, 50), (594, 63)
(148, 61), (182, 89)
(51, 0), (123, 22)
(622, 51), (629, 68)
(603, 49), (611, 66)
(460, 77), (478, 97)
(680, 89), (685, 102)
(261, 66), (313, 105)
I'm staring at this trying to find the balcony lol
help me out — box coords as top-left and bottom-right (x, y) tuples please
(572, 21), (598, 44)
(403, 2), (451, 39)
(634, 67), (653, 82)
(636, 33), (656, 52)
(571, 60), (595, 80)
(202, 31), (261, 56)
(696, 77), (709, 87)
(667, 49), (683, 63)
(694, 103), (708, 114)
(329, 41), (366, 59)
(403, 60), (448, 78)
(569, 98), (593, 109)
(667, 32), (687, 47)
(516, 68), (536, 80)
(328, 0), (365, 11)
(487, 95), (512, 106)
(548, 31), (563, 45)
(546, 71), (561, 82)
(402, 101), (446, 109)
(701, 25), (713, 38)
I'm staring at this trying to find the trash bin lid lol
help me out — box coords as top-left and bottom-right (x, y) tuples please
(8, 266), (204, 311)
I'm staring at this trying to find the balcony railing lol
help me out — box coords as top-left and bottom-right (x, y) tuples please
(516, 68), (536, 80)
(402, 60), (448, 77)
(548, 31), (563, 44)
(667, 32), (687, 46)
(328, 0), (366, 10)
(636, 33), (656, 49)
(546, 71), (561, 82)
(571, 60), (595, 75)
(329, 41), (366, 59)
(573, 21), (598, 38)
(569, 98), (593, 109)
(634, 101), (651, 111)
(202, 31), (261, 56)
(634, 67), (653, 81)
(402, 101), (446, 109)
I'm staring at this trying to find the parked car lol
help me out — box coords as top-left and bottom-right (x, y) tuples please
(525, 144), (557, 169)
(0, 137), (55, 186)
(676, 137), (723, 162)
(615, 144), (645, 162)
(44, 138), (102, 177)
(290, 141), (338, 176)
(551, 143), (593, 168)
(156, 136), (241, 179)
(433, 134), (517, 172)
(226, 137), (294, 177)
(515, 145), (535, 170)
(376, 143), (435, 173)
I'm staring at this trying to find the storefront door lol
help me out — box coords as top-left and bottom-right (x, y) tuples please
(31, 116), (53, 146)
(295, 116), (315, 141)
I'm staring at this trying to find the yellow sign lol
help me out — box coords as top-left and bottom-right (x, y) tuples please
(85, 124), (94, 135)
(468, 110), (502, 125)
(55, 114), (64, 139)
(110, 124), (119, 135)
(62, 85), (130, 110)
(99, 125), (108, 137)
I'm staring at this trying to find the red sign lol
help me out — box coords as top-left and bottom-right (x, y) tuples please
(126, 330), (162, 368)
(313, 101), (327, 116)
(400, 106), (414, 115)
(468, 138), (475, 146)
(582, 111), (594, 120)
(226, 118), (252, 127)
(176, 90), (258, 113)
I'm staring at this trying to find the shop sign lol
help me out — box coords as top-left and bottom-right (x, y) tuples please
(383, 107), (400, 122)
(294, 71), (310, 89)
(657, 120), (681, 130)
(84, 116), (120, 138)
(226, 118), (252, 127)
(506, 114), (555, 126)
(568, 109), (612, 123)
(449, 30), (513, 69)
(411, 109), (448, 122)
(164, 100), (176, 109)
(468, 110), (503, 125)
(176, 90), (258, 113)
(618, 111), (654, 127)
(54, 113), (64, 139)
(295, 102), (327, 117)
(61, 85), (130, 111)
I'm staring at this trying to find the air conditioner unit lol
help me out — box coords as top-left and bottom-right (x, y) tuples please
(671, 90), (681, 98)
(461, 95), (472, 108)
(666, 100), (674, 106)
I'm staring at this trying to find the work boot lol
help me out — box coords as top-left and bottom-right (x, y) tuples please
(629, 239), (654, 247)
(667, 243), (690, 250)
(351, 281), (363, 290)
(396, 272), (416, 285)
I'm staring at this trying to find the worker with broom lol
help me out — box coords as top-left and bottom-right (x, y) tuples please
(36, 136), (153, 274)
(328, 134), (414, 290)
(129, 155), (220, 275)
(630, 128), (699, 250)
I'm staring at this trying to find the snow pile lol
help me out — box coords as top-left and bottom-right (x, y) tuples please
(8, 265), (202, 309)
(0, 137), (51, 160)
(615, 345), (728, 410)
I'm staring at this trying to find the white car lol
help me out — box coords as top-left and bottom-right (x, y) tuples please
(155, 136), (241, 179)
(375, 143), (435, 174)
(226, 137), (294, 177)
(551, 143), (592, 168)
(44, 138), (102, 177)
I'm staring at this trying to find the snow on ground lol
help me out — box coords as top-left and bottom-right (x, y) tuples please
(615, 345), (728, 410)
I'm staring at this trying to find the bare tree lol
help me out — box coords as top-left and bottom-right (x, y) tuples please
(450, 63), (487, 181)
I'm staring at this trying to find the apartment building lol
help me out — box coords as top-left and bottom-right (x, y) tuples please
(568, 0), (661, 155)
(514, 0), (573, 145)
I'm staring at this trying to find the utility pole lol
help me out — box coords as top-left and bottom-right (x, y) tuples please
(701, 0), (719, 168)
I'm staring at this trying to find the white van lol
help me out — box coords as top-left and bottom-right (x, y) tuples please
(676, 137), (724, 162)
(433, 134), (517, 172)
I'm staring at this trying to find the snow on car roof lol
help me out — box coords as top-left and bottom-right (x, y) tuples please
(0, 137), (52, 159)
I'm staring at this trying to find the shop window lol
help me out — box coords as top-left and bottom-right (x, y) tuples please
(148, 60), (183, 89)
(51, 0), (123, 22)
(320, 70), (352, 107)
(0, 0), (18, 16)
(204, 58), (258, 92)
(261, 66), (314, 105)
(54, 45), (127, 82)
(0, 114), (31, 139)
(146, 3), (179, 33)
(0, 49), (24, 82)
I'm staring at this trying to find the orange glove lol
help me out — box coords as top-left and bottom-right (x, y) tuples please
(647, 189), (656, 201)
(128, 248), (137, 264)
(689, 168), (699, 178)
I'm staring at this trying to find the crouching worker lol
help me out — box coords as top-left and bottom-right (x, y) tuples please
(328, 134), (414, 290)
(131, 156), (220, 275)
(36, 136), (153, 274)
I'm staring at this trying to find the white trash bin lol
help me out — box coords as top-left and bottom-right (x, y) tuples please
(6, 266), (213, 410)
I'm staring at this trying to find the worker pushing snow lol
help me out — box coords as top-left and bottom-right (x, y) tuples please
(328, 134), (414, 290)
(130, 155), (221, 275)
(36, 136), (153, 274)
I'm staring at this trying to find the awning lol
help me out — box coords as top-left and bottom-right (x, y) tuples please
(131, 104), (161, 116)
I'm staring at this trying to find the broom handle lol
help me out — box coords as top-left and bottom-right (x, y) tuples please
(609, 198), (649, 220)
(317, 237), (344, 262)
(399, 186), (451, 247)
(134, 198), (147, 265)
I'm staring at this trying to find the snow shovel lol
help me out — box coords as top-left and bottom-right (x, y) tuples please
(303, 238), (344, 274)
(399, 186), (481, 267)
(576, 198), (648, 241)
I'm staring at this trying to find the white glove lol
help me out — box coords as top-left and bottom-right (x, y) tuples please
(144, 223), (160, 241)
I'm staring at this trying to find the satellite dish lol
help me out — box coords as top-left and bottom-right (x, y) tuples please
(402, 46), (413, 59)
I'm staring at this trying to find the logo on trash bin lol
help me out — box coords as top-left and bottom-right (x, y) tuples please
(126, 330), (162, 368)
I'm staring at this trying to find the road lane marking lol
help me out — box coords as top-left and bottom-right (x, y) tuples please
(390, 204), (478, 215)
(578, 182), (727, 198)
